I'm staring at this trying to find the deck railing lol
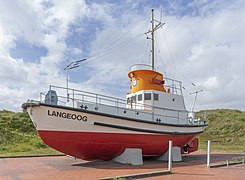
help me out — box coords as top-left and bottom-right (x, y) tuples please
(40, 85), (206, 125)
(130, 64), (156, 71)
(164, 77), (183, 95)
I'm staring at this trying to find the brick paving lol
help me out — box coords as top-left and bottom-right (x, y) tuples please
(0, 151), (244, 180)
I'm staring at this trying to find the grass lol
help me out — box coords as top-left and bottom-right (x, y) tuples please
(0, 135), (62, 156)
(197, 109), (245, 152)
(0, 109), (244, 156)
(0, 110), (61, 157)
(199, 143), (245, 152)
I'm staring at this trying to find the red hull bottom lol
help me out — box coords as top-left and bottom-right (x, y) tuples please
(38, 130), (196, 160)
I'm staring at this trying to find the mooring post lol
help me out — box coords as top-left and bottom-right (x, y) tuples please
(207, 140), (211, 167)
(168, 140), (172, 172)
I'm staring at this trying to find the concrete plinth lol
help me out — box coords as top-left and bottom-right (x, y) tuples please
(112, 148), (143, 165)
(157, 146), (182, 162)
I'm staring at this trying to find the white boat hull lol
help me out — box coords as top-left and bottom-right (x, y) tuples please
(24, 102), (206, 160)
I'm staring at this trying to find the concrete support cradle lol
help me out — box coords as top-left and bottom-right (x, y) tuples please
(156, 146), (182, 162)
(112, 148), (143, 165)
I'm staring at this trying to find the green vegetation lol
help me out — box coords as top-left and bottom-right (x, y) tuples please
(0, 110), (61, 156)
(0, 109), (244, 156)
(197, 109), (245, 152)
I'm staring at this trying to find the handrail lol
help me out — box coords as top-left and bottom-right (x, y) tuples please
(46, 94), (190, 122)
(50, 85), (188, 112)
(130, 64), (156, 71)
(164, 77), (182, 84)
(41, 85), (206, 125)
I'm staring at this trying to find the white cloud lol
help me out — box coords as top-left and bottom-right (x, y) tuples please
(0, 0), (90, 110)
(203, 77), (218, 89)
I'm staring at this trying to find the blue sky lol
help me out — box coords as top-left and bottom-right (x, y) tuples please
(0, 0), (245, 111)
(10, 41), (48, 62)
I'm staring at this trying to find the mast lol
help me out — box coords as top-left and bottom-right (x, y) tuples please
(146, 9), (165, 71)
(151, 9), (155, 70)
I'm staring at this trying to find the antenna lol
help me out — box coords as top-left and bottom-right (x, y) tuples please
(64, 59), (87, 102)
(190, 90), (203, 113)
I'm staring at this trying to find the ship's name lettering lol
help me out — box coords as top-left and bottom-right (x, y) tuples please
(48, 110), (87, 122)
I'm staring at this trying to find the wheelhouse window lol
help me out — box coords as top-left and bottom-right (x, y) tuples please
(138, 94), (142, 101)
(154, 93), (159, 101)
(132, 96), (136, 103)
(144, 93), (151, 100)
(127, 97), (130, 104)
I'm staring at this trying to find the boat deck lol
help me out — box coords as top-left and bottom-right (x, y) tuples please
(40, 85), (207, 126)
(0, 151), (244, 180)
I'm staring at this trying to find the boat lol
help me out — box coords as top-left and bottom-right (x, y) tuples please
(22, 9), (207, 161)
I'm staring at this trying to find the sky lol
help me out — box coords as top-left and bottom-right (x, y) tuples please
(0, 0), (245, 112)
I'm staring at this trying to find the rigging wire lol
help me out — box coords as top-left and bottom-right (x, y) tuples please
(155, 36), (168, 77)
(148, 48), (151, 65)
(160, 27), (197, 87)
(140, 41), (150, 63)
(84, 13), (150, 62)
(85, 33), (145, 63)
